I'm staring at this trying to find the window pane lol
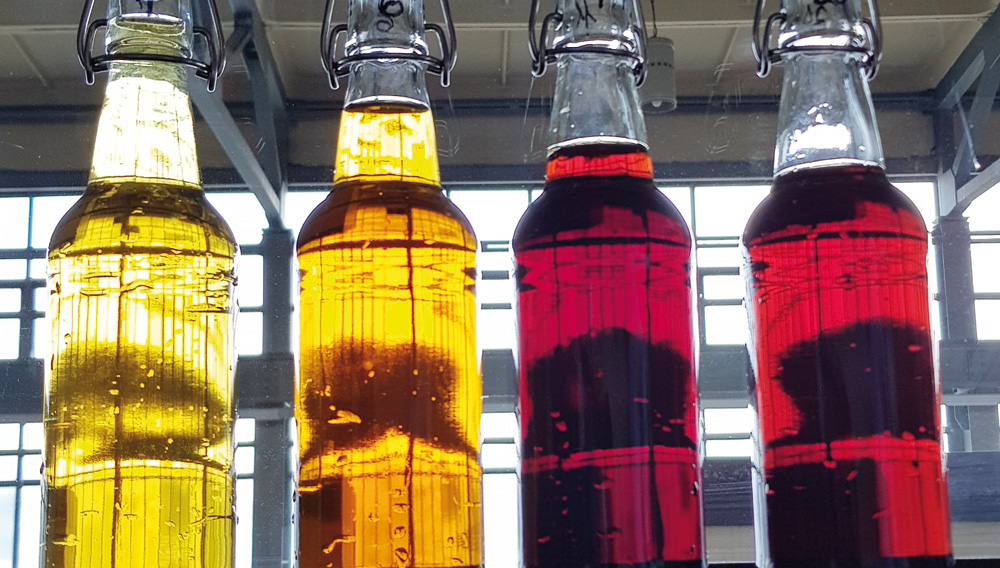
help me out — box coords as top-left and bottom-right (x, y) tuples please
(696, 247), (742, 268)
(234, 418), (256, 444)
(237, 255), (264, 308)
(0, 456), (17, 482)
(29, 196), (77, 249)
(704, 305), (748, 345)
(0, 488), (14, 568)
(659, 187), (693, 232)
(21, 424), (42, 451)
(481, 443), (518, 470)
(235, 446), (255, 475)
(32, 318), (47, 361)
(0, 198), (29, 250)
(206, 193), (268, 246)
(236, 312), (263, 356)
(894, 182), (936, 228)
(33, 287), (46, 314)
(477, 278), (514, 306)
(975, 300), (1000, 340)
(702, 275), (743, 301)
(706, 438), (753, 458)
(693, 186), (769, 238)
(964, 184), (1000, 232)
(18, 486), (41, 568)
(28, 260), (46, 280)
(483, 473), (519, 568)
(480, 412), (517, 440)
(478, 308), (516, 352)
(283, 191), (327, 237)
(449, 190), (529, 242)
(478, 246), (513, 273)
(20, 455), (42, 482)
(0, 320), (20, 359)
(0, 261), (25, 281)
(0, 289), (20, 313)
(704, 406), (753, 435)
(971, 244), (1000, 294)
(235, 478), (255, 568)
(0, 424), (18, 451)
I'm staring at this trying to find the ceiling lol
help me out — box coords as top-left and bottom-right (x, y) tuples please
(0, 0), (996, 108)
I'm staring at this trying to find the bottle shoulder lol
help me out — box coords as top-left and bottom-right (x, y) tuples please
(49, 181), (237, 258)
(742, 165), (927, 245)
(296, 180), (477, 252)
(512, 174), (691, 251)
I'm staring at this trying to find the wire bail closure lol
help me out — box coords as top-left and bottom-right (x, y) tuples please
(528, 0), (648, 86)
(78, 0), (227, 91)
(752, 0), (881, 80)
(321, 0), (458, 90)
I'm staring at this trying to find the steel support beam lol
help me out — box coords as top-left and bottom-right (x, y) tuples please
(190, 83), (283, 224)
(934, 7), (1000, 217)
(229, 0), (290, 213)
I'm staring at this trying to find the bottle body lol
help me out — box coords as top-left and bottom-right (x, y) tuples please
(742, 165), (951, 568)
(296, 106), (482, 568)
(514, 147), (703, 568)
(45, 180), (237, 568)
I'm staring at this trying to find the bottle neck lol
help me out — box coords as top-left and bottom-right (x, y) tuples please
(90, 61), (200, 188)
(548, 53), (647, 156)
(774, 53), (884, 176)
(335, 61), (440, 186)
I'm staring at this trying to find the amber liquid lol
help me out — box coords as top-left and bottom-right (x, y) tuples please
(742, 165), (952, 568)
(45, 180), (237, 568)
(513, 146), (704, 568)
(296, 106), (482, 568)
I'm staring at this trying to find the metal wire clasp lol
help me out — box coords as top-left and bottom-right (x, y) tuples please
(78, 0), (227, 91)
(321, 0), (458, 90)
(528, 0), (648, 85)
(752, 0), (881, 80)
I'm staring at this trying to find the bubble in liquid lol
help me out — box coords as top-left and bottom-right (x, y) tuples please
(555, 421), (567, 432)
(394, 548), (410, 563)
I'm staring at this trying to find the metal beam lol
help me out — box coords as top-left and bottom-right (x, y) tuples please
(229, 0), (290, 217)
(189, 83), (283, 225)
(934, 7), (1000, 217)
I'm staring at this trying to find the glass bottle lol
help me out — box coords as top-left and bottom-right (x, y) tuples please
(742, 2), (952, 567)
(513, 2), (704, 567)
(296, 2), (482, 568)
(44, 2), (238, 568)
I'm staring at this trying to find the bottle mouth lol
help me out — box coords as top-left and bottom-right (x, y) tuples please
(105, 13), (191, 59)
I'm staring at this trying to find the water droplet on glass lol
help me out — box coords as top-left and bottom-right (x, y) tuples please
(394, 526), (407, 539)
(555, 421), (567, 432)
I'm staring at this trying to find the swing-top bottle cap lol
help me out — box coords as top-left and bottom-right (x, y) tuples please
(78, 0), (226, 90)
(529, 0), (646, 82)
(322, 0), (458, 89)
(105, 0), (195, 58)
(779, 0), (869, 52)
(345, 0), (429, 60)
(753, 0), (881, 78)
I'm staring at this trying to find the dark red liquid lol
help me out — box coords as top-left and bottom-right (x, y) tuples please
(513, 146), (704, 568)
(742, 165), (952, 568)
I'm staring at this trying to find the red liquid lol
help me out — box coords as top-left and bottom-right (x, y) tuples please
(513, 146), (705, 568)
(742, 165), (952, 568)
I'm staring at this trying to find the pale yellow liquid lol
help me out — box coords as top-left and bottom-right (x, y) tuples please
(44, 47), (237, 568)
(297, 107), (483, 568)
